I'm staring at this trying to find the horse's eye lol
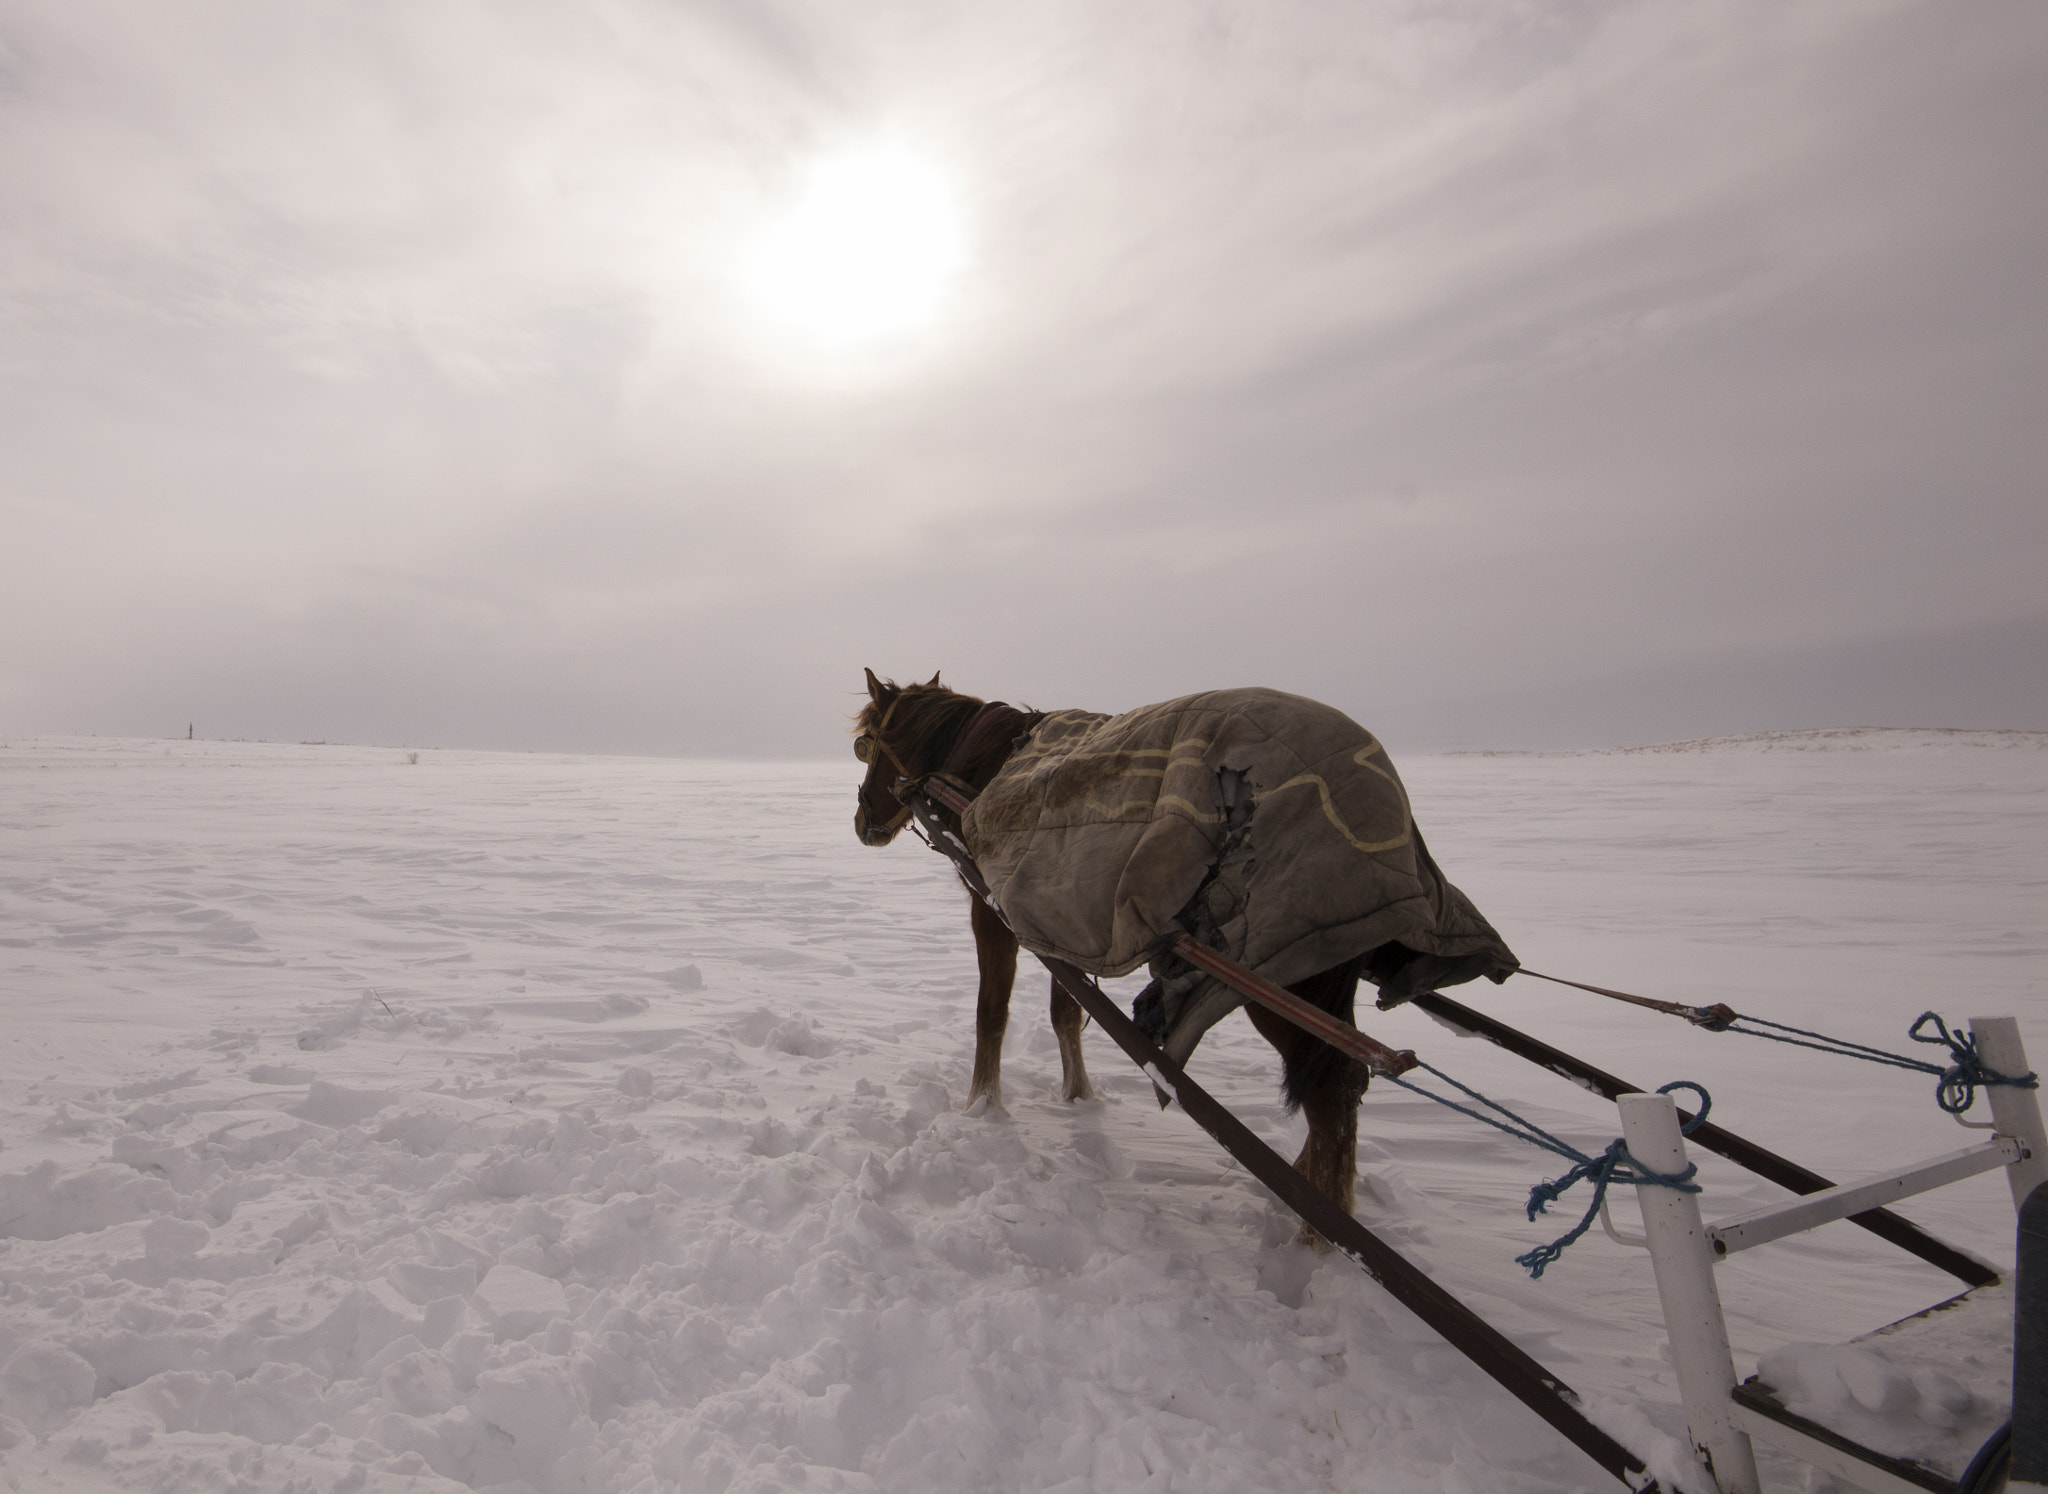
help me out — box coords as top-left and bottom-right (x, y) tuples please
(854, 735), (875, 764)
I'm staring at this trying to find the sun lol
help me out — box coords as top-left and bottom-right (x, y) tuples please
(750, 148), (965, 347)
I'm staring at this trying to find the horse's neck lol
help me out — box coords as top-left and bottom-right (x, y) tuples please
(936, 703), (1038, 809)
(959, 708), (1042, 792)
(958, 733), (1019, 794)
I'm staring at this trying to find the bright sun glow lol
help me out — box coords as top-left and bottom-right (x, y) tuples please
(750, 149), (964, 346)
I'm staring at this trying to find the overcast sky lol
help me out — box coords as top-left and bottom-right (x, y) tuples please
(3, 1), (2043, 756)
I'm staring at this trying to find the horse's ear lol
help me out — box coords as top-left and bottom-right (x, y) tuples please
(864, 667), (886, 700)
(925, 671), (942, 688)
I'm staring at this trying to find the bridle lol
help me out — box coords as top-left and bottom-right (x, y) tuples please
(855, 694), (918, 838)
(854, 694), (914, 777)
(857, 697), (1038, 841)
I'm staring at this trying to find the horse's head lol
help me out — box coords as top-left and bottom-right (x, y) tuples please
(852, 667), (982, 846)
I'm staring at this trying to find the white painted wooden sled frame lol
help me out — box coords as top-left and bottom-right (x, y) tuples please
(1621, 1017), (2046, 1494)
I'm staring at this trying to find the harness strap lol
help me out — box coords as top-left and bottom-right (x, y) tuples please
(867, 694), (918, 782)
(1515, 968), (1736, 1030)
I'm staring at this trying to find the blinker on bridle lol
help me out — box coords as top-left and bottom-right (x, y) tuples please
(857, 694), (915, 776)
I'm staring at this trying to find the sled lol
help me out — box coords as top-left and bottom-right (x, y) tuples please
(900, 778), (2041, 1494)
(1614, 1018), (2044, 1494)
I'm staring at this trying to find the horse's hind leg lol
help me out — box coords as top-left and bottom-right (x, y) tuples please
(968, 897), (1017, 1113)
(1245, 958), (1369, 1244)
(1293, 1074), (1362, 1220)
(1050, 975), (1095, 1102)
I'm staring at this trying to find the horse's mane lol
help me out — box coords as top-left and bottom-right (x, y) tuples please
(856, 678), (986, 767)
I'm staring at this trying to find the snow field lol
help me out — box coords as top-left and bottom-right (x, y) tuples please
(0, 729), (2042, 1492)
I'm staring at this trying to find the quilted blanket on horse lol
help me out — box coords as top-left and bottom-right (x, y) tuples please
(958, 688), (1518, 1000)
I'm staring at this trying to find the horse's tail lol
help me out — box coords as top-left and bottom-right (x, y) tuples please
(1280, 955), (1372, 1111)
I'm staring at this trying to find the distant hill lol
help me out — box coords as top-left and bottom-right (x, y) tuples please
(1449, 726), (2048, 757)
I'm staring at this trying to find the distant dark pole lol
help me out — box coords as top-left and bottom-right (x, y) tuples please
(187, 723), (193, 739)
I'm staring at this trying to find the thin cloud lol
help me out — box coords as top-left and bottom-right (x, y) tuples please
(2, 0), (2042, 751)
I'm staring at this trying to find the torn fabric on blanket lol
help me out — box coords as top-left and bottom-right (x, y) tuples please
(958, 688), (1518, 1064)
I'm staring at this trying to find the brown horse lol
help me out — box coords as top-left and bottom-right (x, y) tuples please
(853, 668), (1376, 1220)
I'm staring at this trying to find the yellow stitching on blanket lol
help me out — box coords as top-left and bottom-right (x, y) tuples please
(1020, 746), (1180, 764)
(1073, 789), (1222, 824)
(1010, 735), (1407, 840)
(1347, 740), (1414, 824)
(1259, 751), (1412, 854)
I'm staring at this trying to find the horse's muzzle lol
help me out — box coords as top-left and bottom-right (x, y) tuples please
(855, 806), (904, 847)
(856, 794), (912, 845)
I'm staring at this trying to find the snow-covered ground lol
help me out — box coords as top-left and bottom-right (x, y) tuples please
(1, 727), (2042, 1494)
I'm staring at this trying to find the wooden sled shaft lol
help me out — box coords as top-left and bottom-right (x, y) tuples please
(1037, 955), (1658, 1491)
(1169, 935), (1417, 1077)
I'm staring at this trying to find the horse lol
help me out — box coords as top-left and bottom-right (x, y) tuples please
(852, 668), (1407, 1223)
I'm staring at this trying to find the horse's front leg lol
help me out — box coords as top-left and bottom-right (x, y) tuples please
(967, 896), (1017, 1113)
(1050, 976), (1095, 1101)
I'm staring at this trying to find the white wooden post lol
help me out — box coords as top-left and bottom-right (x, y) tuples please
(1619, 1093), (1762, 1494)
(1968, 1017), (2046, 1214)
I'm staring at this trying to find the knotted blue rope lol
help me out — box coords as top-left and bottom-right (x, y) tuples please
(1512, 1081), (1709, 1279)
(1721, 1010), (2037, 1117)
(1908, 1012), (2039, 1115)
(1385, 1066), (1711, 1278)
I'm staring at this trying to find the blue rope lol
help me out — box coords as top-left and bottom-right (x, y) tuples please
(1909, 1012), (2039, 1115)
(1383, 1060), (1591, 1166)
(1722, 1010), (2037, 1117)
(1385, 1068), (1710, 1278)
(1375, 1010), (2036, 1275)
